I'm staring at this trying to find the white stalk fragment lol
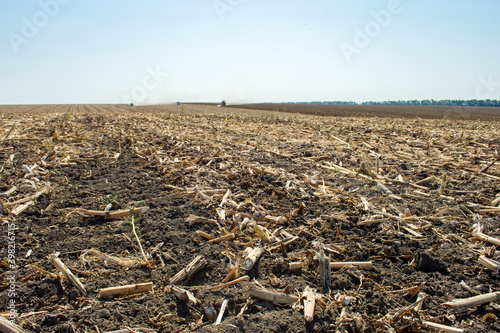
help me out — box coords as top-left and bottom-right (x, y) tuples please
(443, 292), (500, 311)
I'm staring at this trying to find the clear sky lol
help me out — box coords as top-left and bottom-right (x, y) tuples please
(0, 0), (499, 104)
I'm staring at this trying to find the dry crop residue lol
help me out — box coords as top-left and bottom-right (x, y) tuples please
(0, 104), (499, 333)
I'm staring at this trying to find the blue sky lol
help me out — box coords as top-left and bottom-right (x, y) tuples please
(0, 0), (499, 104)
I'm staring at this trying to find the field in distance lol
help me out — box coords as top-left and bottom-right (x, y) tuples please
(226, 103), (500, 121)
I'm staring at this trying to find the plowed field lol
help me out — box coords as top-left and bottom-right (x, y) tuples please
(1, 104), (499, 333)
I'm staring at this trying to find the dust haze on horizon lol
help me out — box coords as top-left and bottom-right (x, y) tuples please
(0, 0), (499, 105)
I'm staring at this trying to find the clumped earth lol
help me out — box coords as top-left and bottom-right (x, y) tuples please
(0, 104), (499, 333)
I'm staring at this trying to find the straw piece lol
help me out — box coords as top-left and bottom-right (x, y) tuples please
(303, 286), (316, 322)
(48, 253), (87, 295)
(443, 292), (500, 311)
(170, 255), (207, 285)
(421, 321), (464, 333)
(78, 206), (149, 219)
(99, 282), (153, 298)
(250, 287), (298, 307)
(330, 261), (373, 269)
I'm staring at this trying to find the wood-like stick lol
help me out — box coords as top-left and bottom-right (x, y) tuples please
(78, 206), (149, 219)
(48, 253), (87, 295)
(303, 286), (316, 322)
(215, 299), (229, 325)
(102, 329), (155, 333)
(170, 255), (207, 285)
(478, 255), (500, 272)
(250, 287), (298, 306)
(131, 216), (148, 262)
(167, 285), (200, 305)
(203, 275), (250, 291)
(243, 247), (264, 271)
(443, 292), (500, 311)
(319, 247), (331, 292)
(330, 261), (373, 269)
(421, 321), (464, 333)
(5, 186), (51, 206)
(98, 282), (153, 298)
(473, 231), (500, 246)
(208, 233), (235, 244)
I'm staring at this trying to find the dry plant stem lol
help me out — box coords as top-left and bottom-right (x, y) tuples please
(303, 286), (316, 322)
(28, 264), (58, 278)
(267, 236), (299, 251)
(459, 281), (480, 296)
(421, 321), (464, 333)
(392, 296), (427, 321)
(203, 276), (250, 291)
(319, 247), (331, 292)
(194, 186), (211, 201)
(2, 186), (17, 197)
(414, 292), (427, 312)
(322, 163), (376, 183)
(478, 207), (500, 213)
(78, 206), (149, 219)
(222, 265), (239, 283)
(130, 216), (148, 262)
(286, 262), (304, 270)
(208, 233), (235, 244)
(3, 122), (17, 140)
(167, 285), (200, 305)
(243, 247), (264, 270)
(215, 299), (229, 325)
(473, 231), (500, 246)
(6, 186), (51, 206)
(401, 225), (424, 238)
(384, 178), (429, 191)
(0, 315), (27, 333)
(254, 224), (271, 243)
(443, 292), (500, 311)
(84, 249), (141, 268)
(331, 135), (351, 148)
(415, 176), (436, 185)
(438, 173), (447, 194)
(250, 287), (299, 306)
(478, 255), (500, 272)
(264, 215), (286, 223)
(10, 201), (34, 216)
(16, 311), (48, 319)
(480, 172), (500, 181)
(48, 253), (87, 295)
(330, 262), (373, 269)
(187, 215), (217, 225)
(358, 218), (389, 226)
(102, 329), (155, 333)
(170, 255), (207, 285)
(237, 299), (251, 317)
(98, 282), (153, 298)
(387, 283), (424, 295)
(196, 230), (214, 240)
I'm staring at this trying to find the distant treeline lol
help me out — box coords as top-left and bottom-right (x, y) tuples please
(276, 100), (500, 107)
(361, 99), (500, 107)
